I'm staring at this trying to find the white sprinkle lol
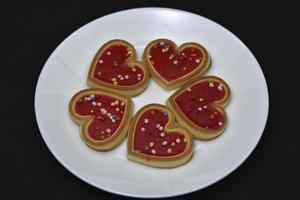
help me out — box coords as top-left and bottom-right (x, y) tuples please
(116, 108), (120, 112)
(109, 116), (113, 119)
(203, 105), (207, 109)
(198, 107), (202, 111)
(120, 102), (125, 106)
(107, 113), (111, 117)
(149, 142), (154, 147)
(107, 51), (111, 55)
(144, 119), (149, 124)
(141, 127), (145, 132)
(218, 122), (223, 126)
(159, 126), (163, 131)
(115, 100), (119, 105)
(160, 41), (164, 46)
(137, 77), (141, 81)
(86, 97), (91, 101)
(106, 128), (111, 133)
(181, 52), (185, 56)
(90, 94), (95, 98)
(151, 149), (156, 154)
(196, 59), (200, 63)
(125, 75), (129, 80)
(120, 77), (124, 80)
(112, 119), (116, 123)
(156, 124), (161, 128)
(160, 132), (165, 137)
(167, 148), (172, 154)
(176, 138), (181, 144)
(90, 110), (94, 113)
(84, 97), (88, 101)
(218, 84), (223, 91)
(187, 88), (192, 92)
(199, 98), (204, 102)
(97, 72), (101, 75)
(148, 54), (152, 58)
(99, 59), (103, 64)
(209, 82), (214, 87)
(169, 55), (173, 60)
(162, 141), (168, 146)
(100, 108), (107, 115)
(162, 49), (166, 53)
(97, 102), (101, 107)
(173, 60), (178, 65)
(137, 73), (142, 77)
(117, 74), (122, 78)
(92, 101), (97, 106)
(111, 102), (115, 106)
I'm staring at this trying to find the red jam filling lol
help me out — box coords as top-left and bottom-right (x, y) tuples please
(148, 40), (203, 81)
(75, 94), (126, 140)
(175, 80), (226, 130)
(133, 109), (187, 156)
(93, 44), (144, 86)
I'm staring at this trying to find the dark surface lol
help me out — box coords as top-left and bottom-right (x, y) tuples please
(1, 1), (298, 199)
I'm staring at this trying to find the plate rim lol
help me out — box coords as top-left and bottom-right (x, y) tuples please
(34, 7), (269, 198)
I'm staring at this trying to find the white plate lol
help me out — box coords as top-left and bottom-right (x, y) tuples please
(35, 8), (269, 198)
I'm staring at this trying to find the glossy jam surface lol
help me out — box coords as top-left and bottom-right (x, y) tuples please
(75, 93), (126, 140)
(148, 40), (203, 81)
(93, 44), (144, 86)
(133, 109), (187, 156)
(175, 80), (226, 130)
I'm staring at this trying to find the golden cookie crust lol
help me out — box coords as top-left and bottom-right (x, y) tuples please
(167, 76), (231, 140)
(69, 88), (133, 150)
(143, 39), (210, 90)
(87, 39), (150, 97)
(127, 104), (194, 168)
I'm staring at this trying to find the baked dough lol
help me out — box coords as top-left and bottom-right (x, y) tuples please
(167, 76), (231, 140)
(143, 39), (210, 90)
(127, 104), (194, 168)
(87, 39), (150, 97)
(69, 88), (133, 150)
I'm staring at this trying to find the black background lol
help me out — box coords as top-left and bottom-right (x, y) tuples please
(1, 1), (299, 199)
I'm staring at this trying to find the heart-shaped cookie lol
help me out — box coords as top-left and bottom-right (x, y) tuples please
(87, 39), (150, 97)
(69, 89), (133, 150)
(167, 76), (231, 140)
(127, 104), (193, 168)
(143, 39), (210, 90)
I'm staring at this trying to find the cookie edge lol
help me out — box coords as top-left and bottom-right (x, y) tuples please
(69, 88), (133, 150)
(87, 39), (150, 97)
(143, 39), (211, 90)
(167, 76), (231, 140)
(127, 103), (194, 168)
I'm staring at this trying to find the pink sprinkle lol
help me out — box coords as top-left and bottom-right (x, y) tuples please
(151, 149), (156, 154)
